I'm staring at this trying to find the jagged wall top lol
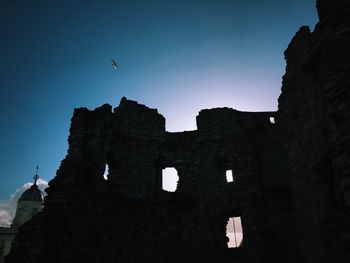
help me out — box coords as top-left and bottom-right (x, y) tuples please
(114, 97), (165, 135)
(316, 0), (350, 22)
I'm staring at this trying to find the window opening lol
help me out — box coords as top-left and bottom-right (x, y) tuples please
(162, 167), (179, 192)
(226, 170), (234, 183)
(226, 217), (243, 248)
(269, 117), (275, 124)
(103, 164), (109, 180)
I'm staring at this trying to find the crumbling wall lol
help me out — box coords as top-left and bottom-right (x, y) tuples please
(6, 99), (291, 263)
(7, 1), (350, 262)
(277, 0), (350, 262)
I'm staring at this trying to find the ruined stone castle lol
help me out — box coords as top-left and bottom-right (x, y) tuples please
(5, 0), (350, 262)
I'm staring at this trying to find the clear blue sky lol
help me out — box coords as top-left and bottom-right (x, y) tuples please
(0, 0), (318, 200)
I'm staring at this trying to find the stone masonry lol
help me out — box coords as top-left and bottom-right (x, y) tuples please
(5, 0), (350, 262)
(277, 0), (350, 262)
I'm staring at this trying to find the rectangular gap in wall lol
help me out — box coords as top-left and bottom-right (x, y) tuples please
(226, 170), (234, 183)
(162, 167), (179, 192)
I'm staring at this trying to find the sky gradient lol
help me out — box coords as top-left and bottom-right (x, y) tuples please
(0, 0), (318, 201)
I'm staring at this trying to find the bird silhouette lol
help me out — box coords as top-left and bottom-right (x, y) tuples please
(111, 58), (119, 69)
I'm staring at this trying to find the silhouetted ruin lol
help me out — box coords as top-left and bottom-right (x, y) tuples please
(6, 0), (350, 262)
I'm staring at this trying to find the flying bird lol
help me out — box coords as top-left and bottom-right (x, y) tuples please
(111, 58), (119, 69)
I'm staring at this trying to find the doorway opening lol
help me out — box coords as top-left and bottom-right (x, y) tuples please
(226, 216), (243, 248)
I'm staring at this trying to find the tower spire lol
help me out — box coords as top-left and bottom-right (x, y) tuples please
(33, 165), (39, 185)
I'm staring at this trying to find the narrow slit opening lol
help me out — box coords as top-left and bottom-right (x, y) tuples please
(103, 164), (109, 180)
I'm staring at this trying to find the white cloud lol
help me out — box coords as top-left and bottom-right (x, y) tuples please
(0, 179), (48, 227)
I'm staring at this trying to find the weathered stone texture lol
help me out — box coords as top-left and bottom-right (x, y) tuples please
(278, 0), (350, 262)
(6, 99), (289, 263)
(6, 0), (350, 262)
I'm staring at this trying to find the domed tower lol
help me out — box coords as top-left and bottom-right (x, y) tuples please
(11, 167), (44, 229)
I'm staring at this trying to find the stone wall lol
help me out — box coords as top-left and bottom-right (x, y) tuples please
(6, 0), (350, 262)
(0, 228), (16, 263)
(6, 99), (291, 263)
(277, 0), (350, 262)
